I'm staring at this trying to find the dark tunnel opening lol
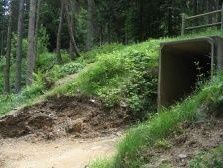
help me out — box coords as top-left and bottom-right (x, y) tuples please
(159, 39), (213, 107)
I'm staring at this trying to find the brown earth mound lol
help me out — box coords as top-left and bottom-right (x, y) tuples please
(142, 118), (223, 168)
(0, 96), (130, 140)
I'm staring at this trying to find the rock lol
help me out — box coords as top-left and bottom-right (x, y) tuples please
(66, 119), (84, 134)
(120, 101), (128, 108)
(90, 99), (96, 103)
(178, 154), (187, 159)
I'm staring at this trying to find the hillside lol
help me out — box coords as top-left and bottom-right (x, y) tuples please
(1, 30), (223, 167)
(91, 72), (223, 168)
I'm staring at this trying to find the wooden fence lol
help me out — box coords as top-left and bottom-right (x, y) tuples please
(181, 5), (223, 35)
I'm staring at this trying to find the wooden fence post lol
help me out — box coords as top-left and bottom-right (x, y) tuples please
(221, 4), (223, 30)
(181, 13), (186, 35)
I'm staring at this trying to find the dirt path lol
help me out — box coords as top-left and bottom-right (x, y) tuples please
(0, 93), (129, 168)
(0, 134), (120, 168)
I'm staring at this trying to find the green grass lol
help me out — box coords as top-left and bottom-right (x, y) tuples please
(0, 28), (223, 166)
(0, 75), (45, 116)
(90, 72), (223, 167)
(0, 44), (124, 116)
(190, 145), (223, 168)
(1, 29), (223, 117)
(1, 29), (223, 113)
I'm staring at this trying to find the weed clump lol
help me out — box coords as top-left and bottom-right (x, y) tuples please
(190, 145), (223, 168)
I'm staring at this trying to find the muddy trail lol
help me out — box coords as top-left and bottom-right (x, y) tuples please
(0, 96), (130, 140)
(143, 118), (223, 167)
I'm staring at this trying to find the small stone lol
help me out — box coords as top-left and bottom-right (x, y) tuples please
(66, 119), (84, 134)
(120, 101), (127, 108)
(90, 99), (96, 103)
(178, 154), (187, 159)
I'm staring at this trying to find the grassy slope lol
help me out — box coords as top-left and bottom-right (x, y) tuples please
(0, 30), (222, 114)
(90, 72), (223, 168)
(90, 30), (223, 167)
(1, 29), (223, 166)
(0, 44), (124, 116)
(0, 39), (161, 117)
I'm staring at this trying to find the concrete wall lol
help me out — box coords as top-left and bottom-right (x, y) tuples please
(158, 37), (217, 108)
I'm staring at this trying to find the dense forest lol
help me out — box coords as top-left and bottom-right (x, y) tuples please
(0, 0), (223, 94)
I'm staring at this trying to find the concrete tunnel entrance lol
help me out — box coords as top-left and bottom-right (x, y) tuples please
(158, 37), (223, 108)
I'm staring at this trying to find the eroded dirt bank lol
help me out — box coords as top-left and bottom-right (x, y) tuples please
(0, 95), (130, 140)
(0, 95), (129, 168)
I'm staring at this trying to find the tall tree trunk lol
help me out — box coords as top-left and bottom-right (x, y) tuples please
(64, 0), (80, 57)
(27, 0), (37, 85)
(69, 40), (75, 60)
(56, 1), (64, 64)
(99, 25), (103, 46)
(86, 0), (95, 50)
(167, 6), (173, 35)
(192, 0), (198, 14)
(15, 0), (25, 93)
(0, 31), (4, 57)
(34, 0), (41, 61)
(138, 0), (144, 41)
(4, 1), (13, 93)
(69, 16), (79, 60)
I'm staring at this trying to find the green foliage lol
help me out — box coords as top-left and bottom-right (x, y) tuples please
(154, 139), (172, 150)
(89, 159), (113, 168)
(79, 43), (124, 64)
(0, 29), (222, 113)
(123, 50), (158, 119)
(77, 53), (131, 95)
(0, 77), (45, 116)
(36, 52), (55, 71)
(49, 62), (84, 82)
(37, 25), (49, 54)
(0, 43), (126, 115)
(0, 72), (3, 93)
(0, 26), (49, 94)
(50, 40), (160, 120)
(59, 62), (84, 76)
(76, 8), (88, 50)
(92, 72), (223, 168)
(11, 33), (29, 58)
(190, 145), (223, 168)
(11, 26), (49, 59)
(49, 30), (223, 119)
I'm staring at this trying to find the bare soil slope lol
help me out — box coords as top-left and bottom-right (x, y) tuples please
(0, 96), (130, 140)
(0, 95), (128, 168)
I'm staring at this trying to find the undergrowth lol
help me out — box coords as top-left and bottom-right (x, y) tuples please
(190, 145), (223, 168)
(0, 44), (124, 115)
(0, 28), (223, 167)
(1, 29), (223, 120)
(90, 72), (223, 167)
(48, 40), (160, 119)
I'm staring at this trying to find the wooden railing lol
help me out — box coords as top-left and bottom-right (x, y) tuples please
(181, 5), (223, 35)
